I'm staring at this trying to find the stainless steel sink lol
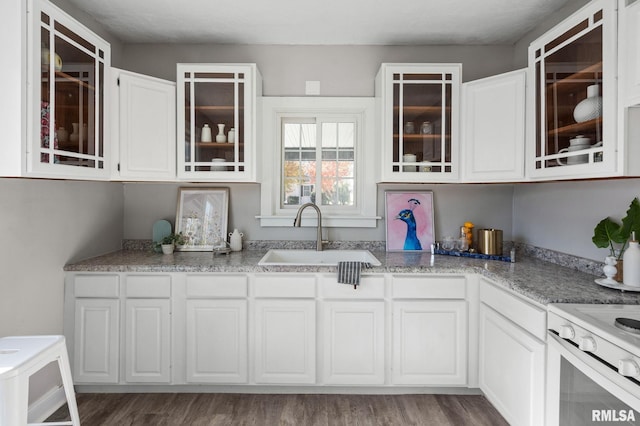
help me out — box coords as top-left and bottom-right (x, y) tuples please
(258, 249), (381, 266)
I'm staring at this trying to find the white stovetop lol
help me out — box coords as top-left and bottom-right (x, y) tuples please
(549, 303), (640, 354)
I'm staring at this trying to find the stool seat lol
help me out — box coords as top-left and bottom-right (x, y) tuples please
(0, 335), (80, 425)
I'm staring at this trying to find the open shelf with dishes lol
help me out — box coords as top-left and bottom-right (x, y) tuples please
(177, 64), (261, 179)
(377, 64), (461, 182)
(529, 0), (616, 177)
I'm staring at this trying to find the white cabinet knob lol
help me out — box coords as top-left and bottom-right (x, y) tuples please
(618, 359), (640, 378)
(578, 336), (597, 352)
(558, 325), (575, 339)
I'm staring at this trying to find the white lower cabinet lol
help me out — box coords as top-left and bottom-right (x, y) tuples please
(71, 274), (120, 384)
(124, 275), (172, 383)
(478, 279), (546, 426)
(322, 301), (385, 385)
(254, 299), (316, 384)
(185, 299), (248, 383)
(73, 298), (120, 383)
(392, 301), (467, 385)
(124, 299), (171, 383)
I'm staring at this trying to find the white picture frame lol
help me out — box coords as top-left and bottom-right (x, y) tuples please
(175, 187), (229, 251)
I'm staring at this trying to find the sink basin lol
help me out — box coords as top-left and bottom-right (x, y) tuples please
(258, 249), (381, 266)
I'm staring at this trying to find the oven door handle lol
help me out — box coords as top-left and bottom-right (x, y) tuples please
(547, 331), (640, 412)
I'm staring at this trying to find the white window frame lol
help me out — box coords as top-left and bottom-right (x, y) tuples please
(258, 97), (380, 227)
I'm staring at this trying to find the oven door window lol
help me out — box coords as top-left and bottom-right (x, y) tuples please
(560, 357), (638, 425)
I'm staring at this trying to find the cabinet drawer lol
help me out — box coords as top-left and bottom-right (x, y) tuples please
(480, 278), (546, 341)
(74, 274), (120, 298)
(186, 275), (248, 298)
(254, 275), (316, 298)
(321, 275), (385, 299)
(392, 275), (466, 299)
(126, 275), (171, 298)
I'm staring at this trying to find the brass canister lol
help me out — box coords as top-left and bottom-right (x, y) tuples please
(477, 229), (503, 255)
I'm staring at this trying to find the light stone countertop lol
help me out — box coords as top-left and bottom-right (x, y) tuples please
(65, 249), (640, 306)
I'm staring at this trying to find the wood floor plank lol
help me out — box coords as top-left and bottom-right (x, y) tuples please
(47, 392), (507, 425)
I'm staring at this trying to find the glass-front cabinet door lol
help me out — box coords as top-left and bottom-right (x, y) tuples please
(30, 0), (110, 178)
(528, 0), (617, 179)
(177, 64), (261, 182)
(376, 64), (461, 182)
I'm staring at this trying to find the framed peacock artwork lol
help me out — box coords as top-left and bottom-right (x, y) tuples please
(384, 191), (435, 252)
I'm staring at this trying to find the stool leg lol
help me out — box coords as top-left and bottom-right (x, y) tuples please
(0, 373), (29, 425)
(57, 352), (80, 426)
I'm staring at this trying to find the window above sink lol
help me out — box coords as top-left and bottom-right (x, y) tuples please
(257, 97), (380, 228)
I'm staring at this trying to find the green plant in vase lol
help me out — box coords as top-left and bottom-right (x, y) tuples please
(592, 197), (640, 281)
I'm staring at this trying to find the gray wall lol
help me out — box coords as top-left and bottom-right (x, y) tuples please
(513, 179), (640, 260)
(120, 44), (516, 93)
(124, 182), (514, 243)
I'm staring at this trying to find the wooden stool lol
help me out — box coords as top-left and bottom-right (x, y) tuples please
(0, 335), (80, 425)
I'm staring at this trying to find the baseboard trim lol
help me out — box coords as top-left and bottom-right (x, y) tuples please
(28, 386), (66, 423)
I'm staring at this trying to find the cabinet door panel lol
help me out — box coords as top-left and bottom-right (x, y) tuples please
(479, 304), (545, 426)
(125, 299), (171, 383)
(30, 0), (111, 179)
(462, 69), (525, 182)
(115, 69), (176, 180)
(186, 299), (247, 383)
(323, 301), (385, 385)
(377, 64), (461, 182)
(392, 301), (467, 385)
(73, 299), (119, 383)
(254, 299), (316, 384)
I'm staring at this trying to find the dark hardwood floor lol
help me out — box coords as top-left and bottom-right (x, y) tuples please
(47, 393), (508, 425)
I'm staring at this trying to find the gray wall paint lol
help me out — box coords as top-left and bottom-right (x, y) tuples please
(124, 182), (514, 243)
(512, 179), (640, 261)
(0, 179), (123, 335)
(121, 44), (516, 94)
(0, 178), (123, 403)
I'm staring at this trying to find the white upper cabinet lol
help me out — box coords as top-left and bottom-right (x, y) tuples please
(177, 63), (262, 182)
(620, 0), (640, 107)
(111, 68), (176, 181)
(376, 63), (461, 182)
(462, 69), (526, 182)
(527, 0), (623, 180)
(1, 0), (111, 179)
(33, 0), (110, 179)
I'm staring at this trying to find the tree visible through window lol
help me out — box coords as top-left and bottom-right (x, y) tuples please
(282, 118), (355, 208)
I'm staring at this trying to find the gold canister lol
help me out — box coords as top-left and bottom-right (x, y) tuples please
(477, 229), (503, 255)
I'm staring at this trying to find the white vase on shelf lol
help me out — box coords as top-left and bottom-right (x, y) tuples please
(573, 84), (602, 123)
(201, 124), (212, 142)
(228, 128), (235, 144)
(216, 124), (226, 143)
(69, 123), (79, 143)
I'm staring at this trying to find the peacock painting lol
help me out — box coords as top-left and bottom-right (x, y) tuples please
(385, 191), (434, 252)
(396, 198), (422, 250)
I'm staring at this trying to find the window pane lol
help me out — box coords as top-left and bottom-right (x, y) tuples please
(281, 118), (356, 208)
(320, 121), (355, 207)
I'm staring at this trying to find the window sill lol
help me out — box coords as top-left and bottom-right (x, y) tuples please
(256, 215), (381, 228)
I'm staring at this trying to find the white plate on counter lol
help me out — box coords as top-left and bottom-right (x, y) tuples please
(595, 278), (640, 293)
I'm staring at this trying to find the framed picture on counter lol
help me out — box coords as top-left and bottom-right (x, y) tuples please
(385, 190), (434, 252)
(175, 187), (229, 251)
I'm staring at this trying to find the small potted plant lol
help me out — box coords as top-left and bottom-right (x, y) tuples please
(159, 233), (187, 254)
(592, 197), (640, 281)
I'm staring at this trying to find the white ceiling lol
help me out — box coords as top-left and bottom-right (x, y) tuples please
(63, 0), (572, 45)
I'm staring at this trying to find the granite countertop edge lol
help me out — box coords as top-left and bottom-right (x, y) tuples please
(65, 249), (640, 306)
